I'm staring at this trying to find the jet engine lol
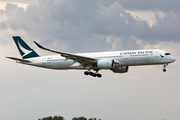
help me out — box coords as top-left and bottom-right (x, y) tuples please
(111, 66), (129, 73)
(97, 59), (115, 69)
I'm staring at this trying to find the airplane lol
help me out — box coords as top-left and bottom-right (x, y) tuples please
(7, 36), (176, 78)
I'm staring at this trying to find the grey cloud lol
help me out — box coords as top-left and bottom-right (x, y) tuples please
(1, 0), (38, 5)
(1, 0), (180, 52)
(0, 21), (7, 30)
(135, 11), (180, 43)
(152, 12), (180, 40)
(0, 10), (7, 30)
(100, 0), (180, 13)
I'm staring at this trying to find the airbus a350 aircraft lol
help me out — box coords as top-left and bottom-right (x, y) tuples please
(7, 36), (176, 78)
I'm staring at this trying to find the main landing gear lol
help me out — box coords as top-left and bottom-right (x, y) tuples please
(163, 64), (168, 72)
(84, 70), (102, 78)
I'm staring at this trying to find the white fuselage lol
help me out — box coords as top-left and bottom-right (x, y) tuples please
(20, 49), (176, 70)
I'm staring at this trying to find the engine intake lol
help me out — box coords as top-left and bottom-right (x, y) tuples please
(111, 66), (129, 73)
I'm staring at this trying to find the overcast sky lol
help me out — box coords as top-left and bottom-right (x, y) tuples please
(0, 0), (180, 120)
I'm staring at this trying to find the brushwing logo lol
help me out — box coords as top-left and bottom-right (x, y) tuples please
(17, 40), (32, 57)
(160, 54), (164, 58)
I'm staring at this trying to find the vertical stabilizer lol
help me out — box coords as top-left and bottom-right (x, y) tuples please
(13, 36), (40, 59)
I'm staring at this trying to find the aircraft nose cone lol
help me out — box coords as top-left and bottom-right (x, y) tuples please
(171, 56), (176, 62)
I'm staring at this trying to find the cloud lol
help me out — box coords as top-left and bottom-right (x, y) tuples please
(0, 0), (180, 52)
(100, 0), (180, 13)
(0, 1), (146, 52)
(126, 10), (166, 28)
(0, 1), (30, 10)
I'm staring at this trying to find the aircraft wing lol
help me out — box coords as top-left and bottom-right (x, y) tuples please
(33, 41), (97, 65)
(6, 57), (31, 63)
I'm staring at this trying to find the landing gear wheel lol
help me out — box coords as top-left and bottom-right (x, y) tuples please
(97, 74), (102, 78)
(163, 64), (168, 72)
(84, 70), (102, 78)
(84, 71), (89, 75)
(92, 74), (97, 77)
(89, 72), (94, 76)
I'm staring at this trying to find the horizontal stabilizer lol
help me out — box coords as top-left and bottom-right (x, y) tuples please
(6, 57), (31, 63)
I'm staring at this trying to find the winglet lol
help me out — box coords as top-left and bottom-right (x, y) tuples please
(33, 41), (44, 49)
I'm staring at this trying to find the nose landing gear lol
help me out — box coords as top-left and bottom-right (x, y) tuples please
(163, 64), (168, 72)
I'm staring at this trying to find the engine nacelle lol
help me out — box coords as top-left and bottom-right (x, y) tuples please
(111, 66), (129, 73)
(97, 59), (115, 69)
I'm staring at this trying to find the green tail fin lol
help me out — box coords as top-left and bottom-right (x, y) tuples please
(13, 36), (40, 59)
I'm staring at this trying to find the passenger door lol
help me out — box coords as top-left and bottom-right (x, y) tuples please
(42, 58), (47, 64)
(155, 51), (159, 58)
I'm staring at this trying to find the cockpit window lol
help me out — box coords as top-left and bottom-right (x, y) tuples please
(165, 53), (171, 55)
